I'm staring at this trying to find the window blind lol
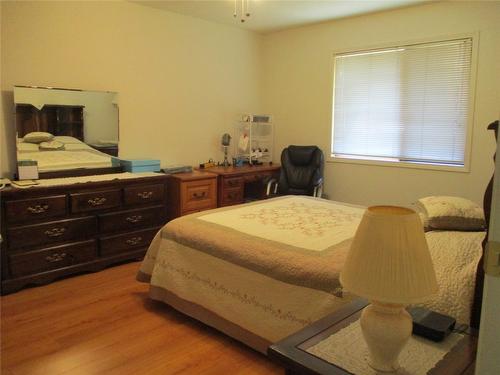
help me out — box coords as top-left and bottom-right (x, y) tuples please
(332, 38), (472, 166)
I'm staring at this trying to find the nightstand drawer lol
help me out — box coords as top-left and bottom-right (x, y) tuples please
(5, 195), (67, 223)
(182, 179), (217, 211)
(8, 217), (97, 250)
(100, 227), (159, 257)
(124, 184), (164, 205)
(9, 240), (97, 278)
(99, 206), (165, 233)
(70, 190), (121, 213)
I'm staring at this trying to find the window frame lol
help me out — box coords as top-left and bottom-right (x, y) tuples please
(328, 33), (479, 173)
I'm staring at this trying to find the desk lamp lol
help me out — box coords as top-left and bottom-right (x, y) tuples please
(221, 133), (231, 167)
(340, 206), (438, 372)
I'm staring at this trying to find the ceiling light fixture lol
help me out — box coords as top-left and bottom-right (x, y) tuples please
(234, 0), (251, 23)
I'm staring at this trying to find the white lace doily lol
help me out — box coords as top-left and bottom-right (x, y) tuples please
(12, 172), (162, 188)
(307, 320), (463, 375)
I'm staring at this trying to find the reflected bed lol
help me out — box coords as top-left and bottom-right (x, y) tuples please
(17, 136), (113, 172)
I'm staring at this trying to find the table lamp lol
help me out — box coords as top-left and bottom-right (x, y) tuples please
(340, 206), (438, 372)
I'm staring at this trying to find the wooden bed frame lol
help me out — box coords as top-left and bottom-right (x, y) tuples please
(471, 119), (499, 328)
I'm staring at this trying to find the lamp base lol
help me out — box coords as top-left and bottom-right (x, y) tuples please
(360, 301), (412, 372)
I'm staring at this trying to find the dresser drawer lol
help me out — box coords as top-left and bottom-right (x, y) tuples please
(8, 217), (97, 250)
(9, 240), (97, 278)
(100, 227), (159, 257)
(70, 189), (121, 213)
(124, 184), (164, 205)
(99, 206), (165, 233)
(223, 177), (243, 189)
(5, 195), (67, 223)
(181, 179), (217, 211)
(220, 187), (243, 206)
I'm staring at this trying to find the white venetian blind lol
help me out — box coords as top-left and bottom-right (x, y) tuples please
(332, 38), (472, 166)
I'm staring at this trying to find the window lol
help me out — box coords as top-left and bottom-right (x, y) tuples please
(331, 38), (473, 168)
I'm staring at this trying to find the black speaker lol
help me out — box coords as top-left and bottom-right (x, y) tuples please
(408, 306), (456, 342)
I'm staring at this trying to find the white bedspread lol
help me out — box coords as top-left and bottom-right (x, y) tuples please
(19, 150), (112, 171)
(17, 136), (112, 171)
(139, 197), (485, 349)
(421, 230), (485, 324)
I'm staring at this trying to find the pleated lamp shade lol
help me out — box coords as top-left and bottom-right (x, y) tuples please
(340, 206), (438, 304)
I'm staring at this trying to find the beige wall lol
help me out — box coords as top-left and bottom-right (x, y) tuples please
(263, 1), (500, 206)
(2, 1), (498, 207)
(1, 1), (263, 177)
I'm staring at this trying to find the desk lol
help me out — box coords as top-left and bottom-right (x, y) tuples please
(204, 164), (280, 207)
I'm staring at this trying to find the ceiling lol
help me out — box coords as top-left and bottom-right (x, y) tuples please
(133, 0), (429, 34)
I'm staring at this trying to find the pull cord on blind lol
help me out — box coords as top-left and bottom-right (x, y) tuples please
(332, 38), (472, 166)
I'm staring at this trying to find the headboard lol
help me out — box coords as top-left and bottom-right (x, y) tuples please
(16, 104), (85, 141)
(471, 119), (499, 328)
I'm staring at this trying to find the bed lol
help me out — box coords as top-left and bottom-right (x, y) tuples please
(137, 195), (486, 354)
(17, 136), (113, 172)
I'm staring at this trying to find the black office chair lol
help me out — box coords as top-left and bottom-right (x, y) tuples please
(267, 145), (324, 197)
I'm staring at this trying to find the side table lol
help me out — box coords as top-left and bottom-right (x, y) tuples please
(166, 171), (217, 219)
(268, 299), (478, 375)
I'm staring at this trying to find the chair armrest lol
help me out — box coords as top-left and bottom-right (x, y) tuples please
(313, 177), (323, 188)
(266, 178), (278, 196)
(313, 178), (323, 198)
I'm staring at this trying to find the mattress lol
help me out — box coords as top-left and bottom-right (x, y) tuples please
(138, 196), (484, 353)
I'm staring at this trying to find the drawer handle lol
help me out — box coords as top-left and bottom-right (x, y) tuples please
(137, 191), (153, 199)
(227, 192), (237, 199)
(45, 252), (67, 263)
(192, 191), (207, 199)
(126, 215), (143, 223)
(27, 204), (49, 214)
(44, 227), (66, 238)
(88, 197), (107, 207)
(228, 180), (239, 187)
(126, 236), (142, 246)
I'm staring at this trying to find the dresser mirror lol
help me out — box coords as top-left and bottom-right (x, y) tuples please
(14, 86), (120, 178)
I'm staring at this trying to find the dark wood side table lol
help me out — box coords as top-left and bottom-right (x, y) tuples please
(201, 163), (280, 207)
(268, 299), (478, 375)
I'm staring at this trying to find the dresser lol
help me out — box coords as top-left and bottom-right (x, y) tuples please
(0, 174), (169, 294)
(204, 164), (280, 207)
(166, 171), (217, 219)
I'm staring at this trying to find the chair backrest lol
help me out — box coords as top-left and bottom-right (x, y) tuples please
(279, 145), (324, 196)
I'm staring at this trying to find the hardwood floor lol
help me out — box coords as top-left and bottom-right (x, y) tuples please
(1, 262), (283, 375)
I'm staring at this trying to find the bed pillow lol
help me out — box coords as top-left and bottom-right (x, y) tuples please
(416, 196), (486, 231)
(39, 140), (65, 150)
(23, 131), (54, 144)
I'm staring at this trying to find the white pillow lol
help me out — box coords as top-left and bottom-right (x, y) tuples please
(416, 196), (485, 231)
(23, 131), (54, 144)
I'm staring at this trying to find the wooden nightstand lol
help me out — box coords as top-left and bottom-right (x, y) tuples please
(166, 171), (217, 219)
(268, 299), (478, 375)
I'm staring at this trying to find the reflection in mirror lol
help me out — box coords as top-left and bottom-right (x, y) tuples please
(14, 86), (119, 177)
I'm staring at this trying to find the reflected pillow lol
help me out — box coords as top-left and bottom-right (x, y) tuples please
(416, 196), (485, 231)
(23, 132), (54, 144)
(17, 142), (39, 152)
(39, 140), (65, 150)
